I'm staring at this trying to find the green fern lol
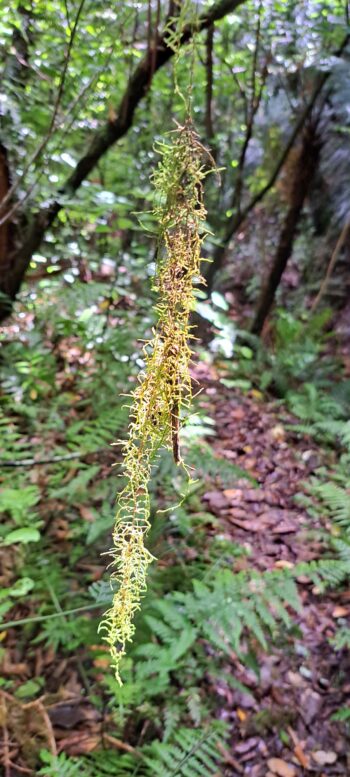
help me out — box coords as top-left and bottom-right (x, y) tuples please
(134, 567), (301, 685)
(308, 481), (350, 531)
(133, 599), (197, 692)
(143, 726), (226, 777)
(295, 557), (350, 589)
(134, 557), (350, 689)
(79, 725), (226, 776)
(187, 440), (257, 486)
(331, 626), (350, 650)
(331, 707), (350, 722)
(180, 568), (301, 653)
(332, 535), (350, 562)
(38, 751), (84, 777)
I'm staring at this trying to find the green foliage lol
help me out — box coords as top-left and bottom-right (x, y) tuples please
(0, 485), (40, 524)
(310, 483), (350, 530)
(332, 707), (350, 723)
(331, 626), (350, 650)
(114, 565), (304, 712)
(53, 725), (227, 777)
(38, 751), (84, 777)
(187, 440), (257, 486)
(4, 526), (41, 545)
(1, 1), (350, 770)
(222, 311), (335, 397)
(142, 726), (226, 777)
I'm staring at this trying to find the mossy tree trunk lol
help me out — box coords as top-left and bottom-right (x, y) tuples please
(251, 123), (321, 336)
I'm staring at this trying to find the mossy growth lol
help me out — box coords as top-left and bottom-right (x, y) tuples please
(99, 122), (212, 684)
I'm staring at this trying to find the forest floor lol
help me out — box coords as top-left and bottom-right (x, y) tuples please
(1, 354), (350, 775)
(194, 364), (350, 776)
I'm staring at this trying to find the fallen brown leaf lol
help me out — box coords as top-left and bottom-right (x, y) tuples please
(267, 757), (296, 777)
(311, 750), (337, 765)
(332, 606), (348, 618)
(271, 521), (297, 534)
(228, 517), (266, 532)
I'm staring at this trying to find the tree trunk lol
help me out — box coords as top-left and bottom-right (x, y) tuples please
(204, 31), (349, 295)
(205, 24), (215, 144)
(0, 143), (15, 318)
(251, 124), (320, 336)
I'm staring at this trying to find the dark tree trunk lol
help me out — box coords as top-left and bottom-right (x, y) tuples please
(251, 123), (321, 336)
(0, 143), (15, 318)
(205, 24), (215, 144)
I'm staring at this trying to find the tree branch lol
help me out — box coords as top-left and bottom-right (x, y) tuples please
(0, 452), (89, 468)
(311, 218), (350, 312)
(0, 0), (87, 218)
(0, 0), (247, 318)
(205, 23), (215, 144)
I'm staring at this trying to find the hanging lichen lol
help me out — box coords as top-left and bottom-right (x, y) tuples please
(99, 122), (211, 684)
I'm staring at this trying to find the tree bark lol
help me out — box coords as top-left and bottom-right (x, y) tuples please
(204, 32), (349, 295)
(0, 0), (247, 322)
(205, 24), (215, 144)
(0, 143), (14, 317)
(251, 123), (321, 336)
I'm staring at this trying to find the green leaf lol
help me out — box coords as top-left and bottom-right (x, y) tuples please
(4, 527), (41, 545)
(9, 577), (35, 596)
(15, 678), (44, 699)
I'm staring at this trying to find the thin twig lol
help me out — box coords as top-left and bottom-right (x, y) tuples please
(228, 4), (266, 217)
(0, 0), (87, 217)
(46, 581), (91, 696)
(205, 23), (215, 142)
(0, 602), (107, 631)
(0, 55), (115, 228)
(24, 700), (57, 756)
(2, 722), (10, 777)
(7, 762), (33, 775)
(64, 0), (71, 30)
(311, 219), (350, 312)
(102, 733), (141, 757)
(251, 0), (262, 106)
(0, 451), (102, 468)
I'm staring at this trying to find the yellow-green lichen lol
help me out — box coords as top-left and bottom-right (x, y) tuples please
(99, 123), (211, 684)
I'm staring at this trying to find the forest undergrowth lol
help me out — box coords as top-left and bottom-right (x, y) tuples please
(1, 1), (350, 774)
(1, 281), (350, 777)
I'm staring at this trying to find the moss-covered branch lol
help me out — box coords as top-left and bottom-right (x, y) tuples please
(99, 123), (211, 683)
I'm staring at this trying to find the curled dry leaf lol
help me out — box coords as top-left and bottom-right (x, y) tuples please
(267, 757), (296, 777)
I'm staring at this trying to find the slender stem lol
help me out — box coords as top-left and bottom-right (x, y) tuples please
(0, 450), (107, 468)
(0, 0), (87, 216)
(311, 219), (350, 312)
(1, 602), (107, 630)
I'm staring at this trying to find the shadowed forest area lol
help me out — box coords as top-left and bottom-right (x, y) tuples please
(1, 1), (350, 775)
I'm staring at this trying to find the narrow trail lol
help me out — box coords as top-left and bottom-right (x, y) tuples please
(195, 367), (350, 775)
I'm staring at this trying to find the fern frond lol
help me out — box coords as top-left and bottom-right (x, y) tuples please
(310, 482), (350, 529)
(331, 626), (350, 650)
(143, 726), (225, 777)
